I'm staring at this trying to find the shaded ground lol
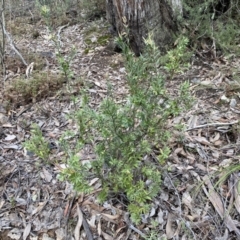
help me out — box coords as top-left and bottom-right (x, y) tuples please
(1, 4), (240, 240)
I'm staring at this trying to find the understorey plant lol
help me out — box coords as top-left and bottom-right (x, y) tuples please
(58, 33), (192, 223)
(38, 3), (75, 84)
(24, 33), (192, 222)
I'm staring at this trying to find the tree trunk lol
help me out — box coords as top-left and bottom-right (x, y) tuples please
(106, 0), (180, 55)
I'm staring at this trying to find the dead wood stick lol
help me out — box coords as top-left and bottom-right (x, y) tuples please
(186, 120), (239, 131)
(123, 213), (146, 238)
(4, 30), (27, 66)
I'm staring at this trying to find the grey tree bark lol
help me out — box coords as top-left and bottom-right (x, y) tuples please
(106, 0), (180, 55)
(0, 0), (6, 77)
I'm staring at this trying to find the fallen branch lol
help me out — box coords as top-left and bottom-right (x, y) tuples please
(186, 120), (239, 131)
(3, 29), (28, 66)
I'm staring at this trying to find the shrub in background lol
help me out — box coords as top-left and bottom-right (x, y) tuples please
(182, 0), (240, 55)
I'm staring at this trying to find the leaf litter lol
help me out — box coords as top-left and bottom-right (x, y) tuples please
(1, 6), (240, 240)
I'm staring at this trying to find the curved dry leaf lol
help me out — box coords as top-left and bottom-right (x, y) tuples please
(97, 220), (102, 236)
(3, 144), (19, 149)
(102, 231), (113, 240)
(74, 203), (83, 240)
(219, 159), (232, 168)
(214, 140), (223, 146)
(193, 136), (211, 145)
(55, 228), (65, 240)
(166, 213), (176, 239)
(7, 228), (22, 240)
(42, 168), (53, 182)
(4, 134), (16, 141)
(23, 223), (31, 240)
(233, 174), (240, 215)
(101, 213), (120, 220)
(116, 233), (125, 240)
(25, 62), (34, 78)
(182, 192), (193, 211)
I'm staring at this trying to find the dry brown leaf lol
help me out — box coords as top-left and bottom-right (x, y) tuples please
(0, 165), (16, 180)
(88, 215), (97, 228)
(7, 228), (22, 240)
(41, 168), (53, 182)
(214, 140), (223, 146)
(4, 134), (16, 141)
(89, 177), (99, 186)
(23, 223), (31, 240)
(2, 123), (14, 128)
(182, 192), (193, 211)
(226, 149), (234, 156)
(97, 220), (102, 236)
(31, 201), (48, 216)
(233, 173), (240, 215)
(84, 202), (104, 212)
(212, 150), (220, 159)
(55, 228), (65, 240)
(116, 233), (125, 240)
(195, 163), (207, 172)
(0, 200), (5, 210)
(3, 144), (19, 149)
(101, 213), (119, 224)
(193, 136), (211, 145)
(101, 231), (113, 240)
(219, 159), (232, 168)
(166, 213), (176, 239)
(74, 203), (83, 240)
(101, 213), (120, 220)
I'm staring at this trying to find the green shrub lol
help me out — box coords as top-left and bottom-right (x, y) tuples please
(35, 0), (77, 27)
(163, 36), (190, 78)
(6, 72), (65, 104)
(24, 34), (193, 223)
(181, 0), (240, 55)
(58, 34), (192, 223)
(24, 124), (50, 161)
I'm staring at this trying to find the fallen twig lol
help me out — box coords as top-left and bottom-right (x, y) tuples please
(4, 30), (28, 66)
(123, 213), (146, 238)
(186, 120), (239, 131)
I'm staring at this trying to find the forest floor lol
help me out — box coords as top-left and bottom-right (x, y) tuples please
(1, 5), (240, 240)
